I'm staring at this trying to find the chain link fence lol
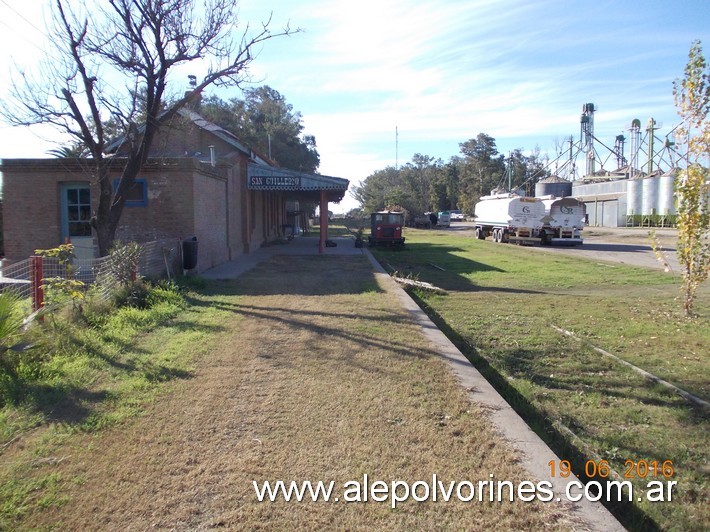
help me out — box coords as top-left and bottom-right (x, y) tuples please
(0, 239), (182, 309)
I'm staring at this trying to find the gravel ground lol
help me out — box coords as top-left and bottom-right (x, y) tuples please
(450, 223), (680, 271)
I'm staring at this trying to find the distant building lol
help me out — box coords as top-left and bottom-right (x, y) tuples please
(571, 168), (678, 228)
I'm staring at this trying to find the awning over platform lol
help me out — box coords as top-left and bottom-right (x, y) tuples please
(247, 162), (349, 202)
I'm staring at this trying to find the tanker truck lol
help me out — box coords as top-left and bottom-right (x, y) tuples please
(473, 194), (546, 245)
(538, 196), (585, 246)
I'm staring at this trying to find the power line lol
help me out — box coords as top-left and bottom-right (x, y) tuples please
(0, 0), (47, 36)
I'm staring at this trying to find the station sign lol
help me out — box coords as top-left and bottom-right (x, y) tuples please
(248, 175), (301, 190)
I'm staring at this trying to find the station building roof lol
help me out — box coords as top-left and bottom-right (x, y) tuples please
(247, 162), (349, 202)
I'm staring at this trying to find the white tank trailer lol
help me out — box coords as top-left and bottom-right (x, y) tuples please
(473, 194), (546, 244)
(539, 196), (585, 245)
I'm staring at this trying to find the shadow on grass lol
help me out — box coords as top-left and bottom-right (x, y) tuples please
(0, 314), (210, 427)
(371, 242), (543, 294)
(222, 255), (384, 296)
(1, 360), (195, 426)
(182, 295), (437, 372)
(24, 385), (112, 425)
(409, 292), (663, 532)
(569, 242), (678, 253)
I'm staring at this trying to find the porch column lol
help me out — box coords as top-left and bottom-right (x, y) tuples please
(319, 190), (328, 254)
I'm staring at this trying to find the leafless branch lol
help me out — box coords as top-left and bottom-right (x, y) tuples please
(1, 0), (300, 256)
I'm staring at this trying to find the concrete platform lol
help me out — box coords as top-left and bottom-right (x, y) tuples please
(202, 236), (365, 280)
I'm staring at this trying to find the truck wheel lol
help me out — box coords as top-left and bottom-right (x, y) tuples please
(475, 227), (483, 240)
(493, 229), (500, 243)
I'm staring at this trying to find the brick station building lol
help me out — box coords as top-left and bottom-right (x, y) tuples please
(0, 109), (349, 272)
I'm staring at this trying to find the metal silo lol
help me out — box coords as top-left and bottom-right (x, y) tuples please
(657, 170), (677, 226)
(535, 176), (573, 198)
(657, 171), (676, 215)
(641, 176), (659, 222)
(626, 177), (643, 225)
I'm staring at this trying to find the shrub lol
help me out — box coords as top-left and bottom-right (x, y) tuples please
(111, 279), (152, 309)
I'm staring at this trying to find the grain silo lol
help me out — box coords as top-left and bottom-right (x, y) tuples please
(626, 177), (643, 225)
(657, 170), (677, 226)
(641, 176), (660, 222)
(535, 175), (573, 198)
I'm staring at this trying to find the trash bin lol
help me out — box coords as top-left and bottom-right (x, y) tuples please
(182, 236), (198, 270)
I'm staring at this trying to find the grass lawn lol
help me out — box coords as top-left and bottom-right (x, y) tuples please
(370, 227), (709, 531)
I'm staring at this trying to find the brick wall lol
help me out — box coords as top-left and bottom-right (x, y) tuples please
(1, 118), (297, 272)
(114, 161), (196, 244)
(192, 168), (228, 271)
(0, 160), (98, 261)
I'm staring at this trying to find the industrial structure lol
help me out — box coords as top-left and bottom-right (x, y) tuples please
(531, 103), (687, 228)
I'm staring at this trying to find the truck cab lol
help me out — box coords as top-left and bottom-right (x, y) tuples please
(369, 211), (406, 246)
(437, 211), (451, 227)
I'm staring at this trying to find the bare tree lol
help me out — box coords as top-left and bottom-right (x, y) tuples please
(2, 0), (296, 255)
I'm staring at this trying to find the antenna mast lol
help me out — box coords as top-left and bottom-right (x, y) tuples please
(395, 126), (399, 170)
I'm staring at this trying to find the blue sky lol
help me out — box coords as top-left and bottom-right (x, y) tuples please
(1, 0), (708, 212)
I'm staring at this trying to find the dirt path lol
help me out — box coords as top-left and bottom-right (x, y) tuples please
(18, 255), (579, 529)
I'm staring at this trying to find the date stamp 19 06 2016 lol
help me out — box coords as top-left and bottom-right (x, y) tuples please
(549, 459), (674, 479)
(548, 459), (677, 503)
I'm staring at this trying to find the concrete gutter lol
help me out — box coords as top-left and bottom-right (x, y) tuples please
(364, 249), (624, 531)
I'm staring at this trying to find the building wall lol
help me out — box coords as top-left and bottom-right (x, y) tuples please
(1, 161), (97, 260)
(0, 159), (203, 263)
(583, 198), (628, 227)
(193, 169), (228, 271)
(572, 179), (629, 227)
(114, 162), (196, 244)
(2, 117), (322, 271)
(228, 156), (249, 258)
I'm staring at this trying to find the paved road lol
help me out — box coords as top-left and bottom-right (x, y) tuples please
(447, 222), (680, 272)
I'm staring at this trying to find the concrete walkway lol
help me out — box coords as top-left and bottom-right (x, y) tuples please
(202, 234), (622, 531)
(202, 236), (364, 280)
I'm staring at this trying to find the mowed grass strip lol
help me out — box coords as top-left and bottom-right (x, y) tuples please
(371, 229), (709, 530)
(5, 254), (579, 530)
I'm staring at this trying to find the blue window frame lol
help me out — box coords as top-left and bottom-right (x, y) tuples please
(113, 178), (147, 207)
(61, 184), (92, 237)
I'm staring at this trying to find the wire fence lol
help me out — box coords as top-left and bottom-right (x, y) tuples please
(0, 258), (32, 299)
(0, 238), (182, 308)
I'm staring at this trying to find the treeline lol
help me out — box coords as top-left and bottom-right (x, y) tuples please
(351, 133), (551, 215)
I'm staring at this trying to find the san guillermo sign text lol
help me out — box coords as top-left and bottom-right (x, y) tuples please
(249, 175), (302, 190)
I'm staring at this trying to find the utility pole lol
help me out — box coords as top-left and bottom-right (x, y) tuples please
(395, 126), (399, 171)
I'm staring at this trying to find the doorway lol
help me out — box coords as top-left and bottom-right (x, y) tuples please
(60, 184), (95, 259)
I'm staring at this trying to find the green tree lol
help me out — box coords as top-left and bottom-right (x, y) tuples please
(673, 40), (710, 317)
(503, 147), (551, 196)
(458, 133), (505, 212)
(2, 0), (294, 256)
(201, 86), (320, 173)
(431, 159), (461, 212)
(352, 155), (447, 218)
(350, 166), (401, 214)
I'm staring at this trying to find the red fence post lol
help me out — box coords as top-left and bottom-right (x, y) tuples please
(30, 255), (44, 312)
